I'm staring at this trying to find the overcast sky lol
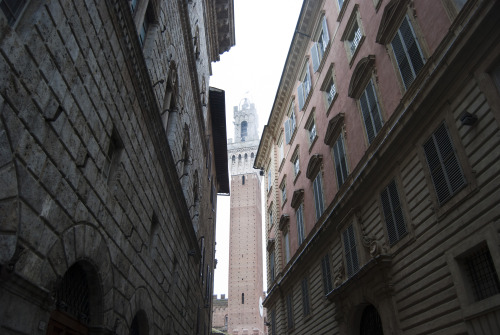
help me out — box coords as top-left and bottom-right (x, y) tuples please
(210, 0), (303, 297)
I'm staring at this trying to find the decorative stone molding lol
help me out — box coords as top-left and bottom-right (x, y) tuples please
(278, 215), (290, 231)
(348, 55), (376, 98)
(324, 113), (345, 146)
(305, 154), (323, 179)
(266, 238), (275, 252)
(290, 189), (304, 209)
(376, 0), (411, 44)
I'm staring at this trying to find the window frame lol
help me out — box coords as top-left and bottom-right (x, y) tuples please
(332, 132), (349, 189)
(380, 179), (408, 246)
(296, 203), (305, 246)
(269, 248), (275, 283)
(342, 224), (360, 278)
(358, 78), (384, 145)
(285, 100), (297, 145)
(286, 291), (294, 330)
(341, 5), (365, 66)
(304, 109), (318, 152)
(290, 145), (301, 182)
(297, 61), (312, 111)
(301, 277), (311, 317)
(312, 171), (325, 221)
(320, 64), (339, 115)
(280, 177), (287, 207)
(311, 14), (331, 73)
(283, 229), (290, 264)
(321, 253), (333, 295)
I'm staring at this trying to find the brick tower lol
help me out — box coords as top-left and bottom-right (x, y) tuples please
(227, 97), (265, 335)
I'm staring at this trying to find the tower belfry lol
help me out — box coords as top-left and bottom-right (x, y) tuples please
(227, 96), (265, 335)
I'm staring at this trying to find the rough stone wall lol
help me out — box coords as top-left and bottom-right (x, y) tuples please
(0, 0), (230, 334)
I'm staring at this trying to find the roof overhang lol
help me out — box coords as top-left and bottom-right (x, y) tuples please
(209, 87), (230, 194)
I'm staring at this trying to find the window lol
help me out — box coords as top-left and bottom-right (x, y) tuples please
(313, 172), (325, 220)
(320, 65), (338, 113)
(296, 204), (305, 245)
(342, 6), (364, 64)
(286, 292), (294, 329)
(391, 15), (425, 90)
(284, 102), (297, 144)
(267, 168), (272, 192)
(293, 153), (300, 178)
(0, 0), (27, 26)
(297, 62), (312, 110)
(321, 253), (333, 295)
(270, 249), (275, 282)
(301, 277), (311, 316)
(284, 231), (290, 264)
(380, 180), (407, 245)
(138, 7), (152, 48)
(463, 244), (500, 301)
(242, 175), (245, 185)
(423, 123), (466, 205)
(130, 0), (138, 13)
(326, 77), (337, 105)
(343, 224), (359, 277)
(311, 16), (330, 72)
(280, 179), (287, 205)
(337, 0), (344, 10)
(278, 138), (284, 165)
(269, 206), (274, 227)
(333, 133), (349, 188)
(241, 121), (248, 141)
(359, 79), (383, 144)
(270, 309), (276, 335)
(305, 111), (317, 146)
(242, 293), (244, 304)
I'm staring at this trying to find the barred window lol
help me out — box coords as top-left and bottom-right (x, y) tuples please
(391, 15), (425, 90)
(463, 244), (500, 301)
(343, 224), (359, 277)
(423, 123), (466, 205)
(321, 253), (333, 295)
(380, 180), (407, 245)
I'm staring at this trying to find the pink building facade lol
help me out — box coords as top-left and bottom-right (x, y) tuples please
(255, 0), (500, 334)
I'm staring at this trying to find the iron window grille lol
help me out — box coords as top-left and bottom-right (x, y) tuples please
(55, 263), (90, 325)
(463, 244), (500, 301)
(380, 180), (407, 245)
(423, 123), (466, 205)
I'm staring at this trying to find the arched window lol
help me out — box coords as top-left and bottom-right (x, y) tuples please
(251, 152), (254, 158)
(241, 121), (248, 139)
(232, 155), (235, 163)
(360, 305), (383, 335)
(238, 154), (241, 160)
(244, 153), (248, 160)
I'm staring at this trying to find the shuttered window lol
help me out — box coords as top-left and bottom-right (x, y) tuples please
(343, 224), (359, 277)
(423, 123), (466, 205)
(381, 180), (407, 245)
(326, 77), (337, 105)
(311, 16), (330, 72)
(391, 15), (425, 90)
(267, 169), (272, 192)
(321, 254), (333, 295)
(296, 204), (305, 245)
(284, 106), (296, 145)
(286, 292), (294, 329)
(270, 250), (275, 282)
(298, 65), (312, 110)
(301, 277), (311, 316)
(284, 231), (290, 263)
(359, 80), (383, 144)
(333, 134), (349, 188)
(313, 172), (325, 220)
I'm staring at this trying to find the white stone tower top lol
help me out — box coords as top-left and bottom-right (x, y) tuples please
(228, 95), (260, 176)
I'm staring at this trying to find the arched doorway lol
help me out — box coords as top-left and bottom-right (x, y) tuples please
(46, 262), (102, 335)
(359, 304), (383, 335)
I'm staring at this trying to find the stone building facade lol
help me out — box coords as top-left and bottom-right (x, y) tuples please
(254, 0), (500, 334)
(212, 294), (228, 333)
(227, 98), (265, 335)
(0, 0), (234, 334)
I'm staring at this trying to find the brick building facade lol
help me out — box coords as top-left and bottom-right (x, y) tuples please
(254, 0), (500, 334)
(0, 0), (234, 334)
(227, 98), (266, 335)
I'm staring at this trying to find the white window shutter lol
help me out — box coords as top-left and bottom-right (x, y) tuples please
(297, 83), (305, 110)
(311, 44), (320, 72)
(285, 119), (291, 144)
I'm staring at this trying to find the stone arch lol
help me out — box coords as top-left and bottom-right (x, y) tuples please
(0, 117), (19, 265)
(127, 287), (154, 335)
(46, 223), (114, 330)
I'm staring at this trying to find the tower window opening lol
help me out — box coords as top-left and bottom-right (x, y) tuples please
(242, 175), (245, 185)
(242, 293), (244, 304)
(241, 121), (248, 140)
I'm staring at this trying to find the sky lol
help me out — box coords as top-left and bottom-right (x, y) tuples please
(210, 0), (303, 297)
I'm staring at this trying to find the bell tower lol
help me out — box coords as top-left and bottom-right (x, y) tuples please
(227, 96), (265, 335)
